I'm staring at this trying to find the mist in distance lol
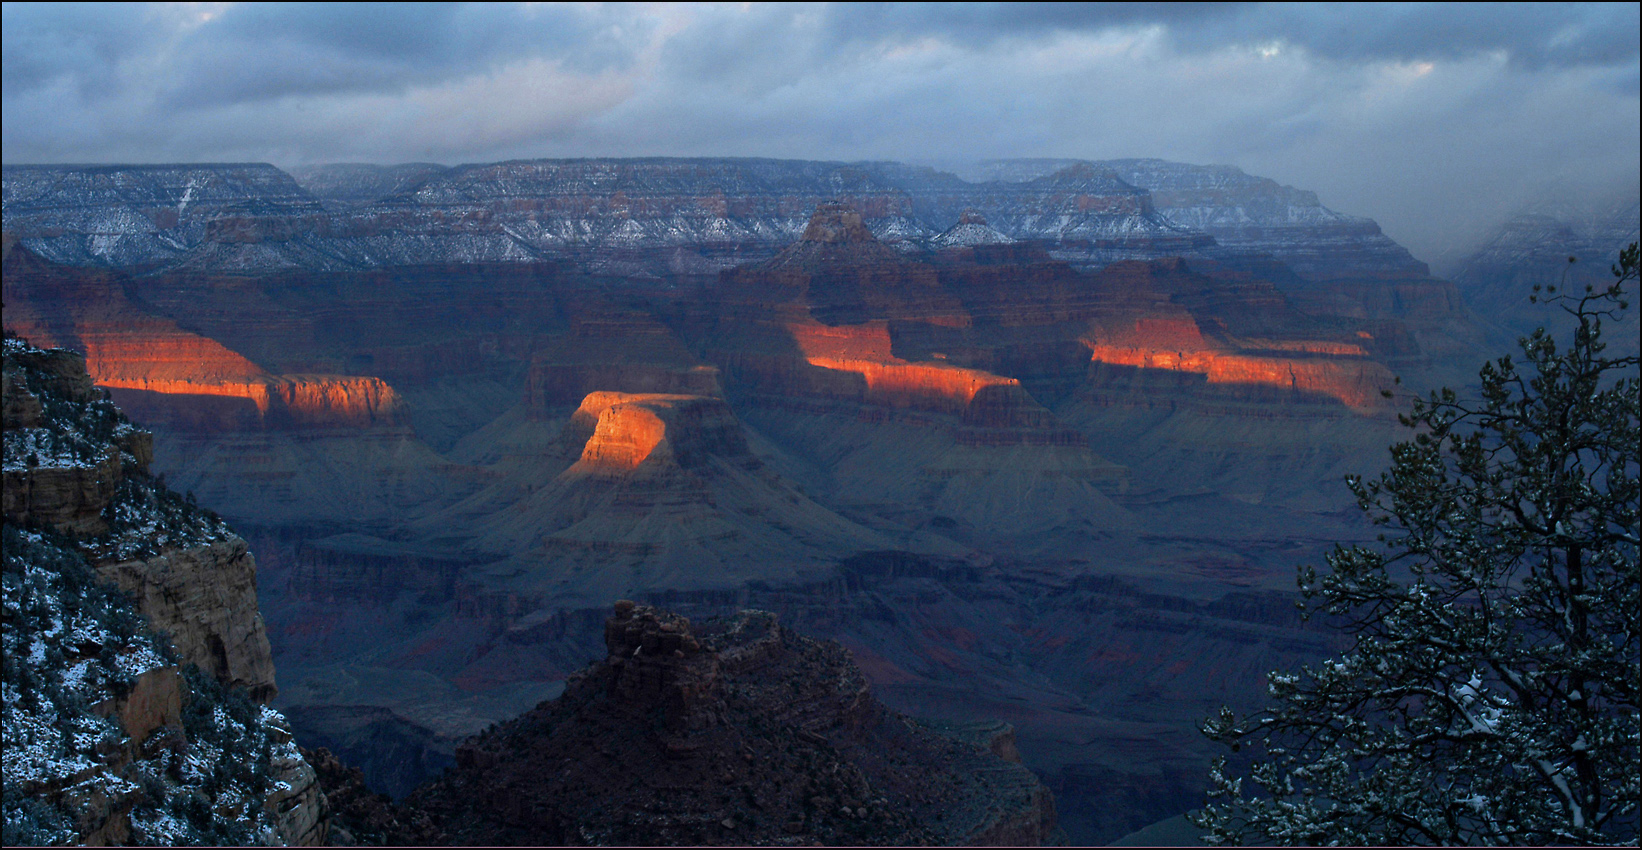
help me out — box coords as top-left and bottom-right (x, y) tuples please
(3, 1), (1638, 266)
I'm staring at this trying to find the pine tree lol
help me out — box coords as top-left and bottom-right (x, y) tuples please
(1192, 244), (1641, 845)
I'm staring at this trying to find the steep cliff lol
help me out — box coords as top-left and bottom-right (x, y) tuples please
(1, 163), (324, 270)
(2, 334), (325, 845)
(963, 157), (1430, 282)
(411, 602), (1059, 846)
(1, 243), (471, 527)
(6, 156), (1428, 283)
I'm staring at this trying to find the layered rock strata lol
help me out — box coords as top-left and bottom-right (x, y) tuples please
(2, 334), (326, 845)
(411, 602), (1060, 846)
(2, 242), (470, 527)
(1, 163), (323, 270)
(7, 156), (1428, 284)
(962, 157), (1430, 281)
(3, 185), (1454, 846)
(2, 240), (409, 434)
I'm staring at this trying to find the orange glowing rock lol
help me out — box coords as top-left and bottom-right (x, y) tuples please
(265, 375), (404, 428)
(784, 318), (1021, 415)
(802, 357), (1017, 413)
(579, 403), (669, 471)
(79, 334), (267, 387)
(567, 392), (752, 474)
(1080, 314), (1393, 410)
(1128, 316), (1207, 350)
(1083, 344), (1392, 410)
(99, 374), (405, 430)
(3, 268), (405, 430)
(787, 320), (898, 363)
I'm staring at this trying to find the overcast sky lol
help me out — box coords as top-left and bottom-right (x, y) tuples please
(3, 2), (1638, 264)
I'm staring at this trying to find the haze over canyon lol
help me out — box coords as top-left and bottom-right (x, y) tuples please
(3, 153), (1638, 844)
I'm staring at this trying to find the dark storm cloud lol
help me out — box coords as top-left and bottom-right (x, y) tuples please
(2, 2), (650, 107)
(1, 2), (1637, 263)
(1173, 2), (1639, 69)
(157, 2), (650, 107)
(1, 3), (164, 97)
(662, 2), (1640, 71)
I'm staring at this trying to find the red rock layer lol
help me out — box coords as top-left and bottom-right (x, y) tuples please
(1081, 302), (1394, 411)
(1083, 343), (1393, 411)
(567, 391), (753, 474)
(700, 208), (1095, 447)
(4, 244), (410, 432)
(101, 374), (404, 432)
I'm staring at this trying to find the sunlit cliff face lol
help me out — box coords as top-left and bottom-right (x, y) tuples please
(786, 319), (1020, 414)
(76, 333), (266, 387)
(567, 391), (751, 474)
(70, 334), (403, 428)
(1083, 318), (1392, 411)
(99, 373), (405, 428)
(576, 399), (671, 472)
(0, 290), (416, 429)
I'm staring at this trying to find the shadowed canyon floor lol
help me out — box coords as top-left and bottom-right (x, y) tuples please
(2, 160), (1521, 843)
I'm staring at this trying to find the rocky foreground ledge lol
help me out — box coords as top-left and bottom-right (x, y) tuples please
(411, 601), (1061, 846)
(2, 334), (325, 845)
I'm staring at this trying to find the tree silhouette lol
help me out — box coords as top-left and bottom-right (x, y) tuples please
(1192, 244), (1640, 845)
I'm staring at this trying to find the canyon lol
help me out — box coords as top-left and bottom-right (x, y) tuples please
(5, 155), (1601, 844)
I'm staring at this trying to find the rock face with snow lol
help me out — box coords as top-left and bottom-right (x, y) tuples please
(1, 163), (323, 270)
(7, 156), (1431, 282)
(932, 209), (1016, 248)
(1096, 158), (1431, 282)
(964, 157), (1431, 282)
(1, 335), (326, 845)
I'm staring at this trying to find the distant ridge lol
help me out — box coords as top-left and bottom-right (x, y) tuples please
(3, 156), (1427, 283)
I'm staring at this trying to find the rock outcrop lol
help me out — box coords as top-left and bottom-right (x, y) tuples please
(421, 387), (932, 612)
(2, 334), (325, 845)
(411, 602), (1060, 846)
(3, 337), (281, 703)
(933, 209), (1015, 248)
(100, 537), (279, 703)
